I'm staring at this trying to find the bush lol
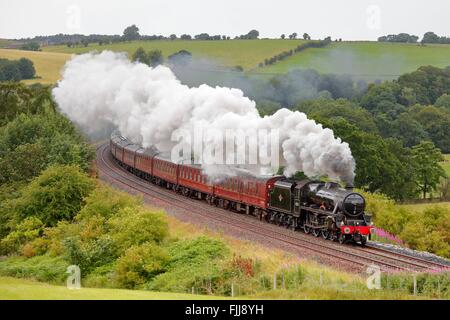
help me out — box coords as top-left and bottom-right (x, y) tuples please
(63, 235), (117, 274)
(363, 191), (450, 257)
(108, 207), (168, 254)
(83, 262), (116, 288)
(0, 255), (69, 283)
(0, 58), (36, 81)
(115, 242), (169, 288)
(5, 165), (95, 227)
(76, 185), (141, 220)
(0, 217), (43, 255)
(147, 237), (228, 293)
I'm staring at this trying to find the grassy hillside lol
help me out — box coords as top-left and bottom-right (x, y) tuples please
(43, 39), (305, 70)
(0, 277), (220, 300)
(0, 49), (71, 84)
(258, 41), (450, 81)
(2, 40), (450, 84)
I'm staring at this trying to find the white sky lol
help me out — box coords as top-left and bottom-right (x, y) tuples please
(0, 0), (449, 40)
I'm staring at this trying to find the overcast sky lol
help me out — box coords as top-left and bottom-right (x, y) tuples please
(1, 0), (449, 40)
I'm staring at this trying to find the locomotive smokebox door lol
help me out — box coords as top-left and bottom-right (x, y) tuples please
(269, 180), (296, 213)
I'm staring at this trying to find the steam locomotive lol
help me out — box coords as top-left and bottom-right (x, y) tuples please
(110, 133), (374, 245)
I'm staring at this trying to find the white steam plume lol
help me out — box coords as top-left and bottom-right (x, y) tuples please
(53, 51), (355, 183)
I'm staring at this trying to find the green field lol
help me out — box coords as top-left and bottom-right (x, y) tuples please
(0, 277), (222, 300)
(258, 41), (450, 81)
(2, 40), (450, 84)
(0, 49), (71, 84)
(43, 39), (305, 70)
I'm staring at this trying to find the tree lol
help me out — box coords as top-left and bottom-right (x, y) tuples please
(408, 105), (450, 153)
(148, 49), (164, 67)
(303, 33), (311, 40)
(318, 117), (417, 200)
(377, 33), (419, 43)
(0, 143), (47, 184)
(1, 62), (21, 81)
(169, 34), (177, 40)
(435, 94), (450, 110)
(4, 165), (95, 227)
(412, 141), (446, 199)
(422, 31), (440, 43)
(289, 33), (297, 39)
(131, 47), (149, 65)
(20, 42), (41, 51)
(194, 33), (210, 40)
(397, 66), (450, 105)
(246, 29), (259, 39)
(180, 34), (192, 40)
(280, 34), (285, 40)
(122, 24), (140, 41)
(391, 113), (428, 147)
(17, 58), (36, 79)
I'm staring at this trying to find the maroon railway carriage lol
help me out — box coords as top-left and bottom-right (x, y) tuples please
(134, 147), (158, 180)
(152, 154), (178, 187)
(123, 144), (141, 169)
(177, 163), (214, 199)
(214, 175), (283, 214)
(110, 134), (131, 163)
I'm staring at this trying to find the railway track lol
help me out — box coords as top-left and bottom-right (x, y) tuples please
(96, 142), (450, 274)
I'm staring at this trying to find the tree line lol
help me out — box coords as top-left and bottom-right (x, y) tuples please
(378, 31), (450, 44)
(261, 37), (332, 66)
(0, 58), (36, 81)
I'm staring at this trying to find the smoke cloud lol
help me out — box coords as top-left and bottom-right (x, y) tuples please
(53, 51), (355, 183)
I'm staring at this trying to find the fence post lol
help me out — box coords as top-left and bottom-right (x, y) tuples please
(231, 283), (234, 297)
(413, 274), (417, 296)
(192, 287), (194, 295)
(320, 272), (323, 285)
(282, 271), (285, 289)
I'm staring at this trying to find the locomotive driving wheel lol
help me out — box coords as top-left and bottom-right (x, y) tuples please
(312, 228), (320, 237)
(321, 230), (330, 240)
(303, 225), (311, 234)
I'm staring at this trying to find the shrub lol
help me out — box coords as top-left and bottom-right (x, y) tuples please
(6, 165), (95, 227)
(76, 185), (141, 220)
(108, 207), (168, 254)
(147, 237), (228, 293)
(83, 262), (116, 288)
(63, 235), (117, 274)
(363, 190), (450, 257)
(0, 217), (43, 255)
(0, 255), (69, 283)
(115, 242), (169, 289)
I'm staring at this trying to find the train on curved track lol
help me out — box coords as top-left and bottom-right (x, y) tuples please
(110, 132), (374, 245)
